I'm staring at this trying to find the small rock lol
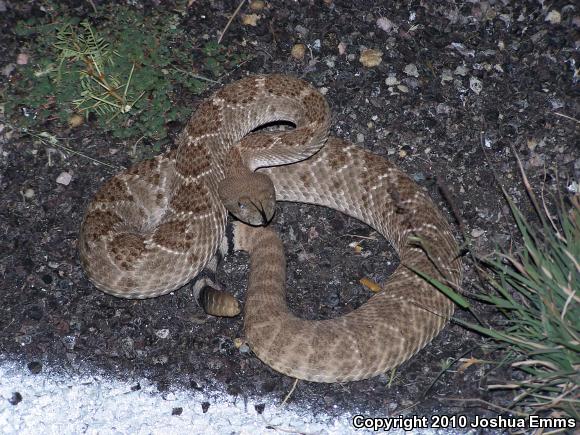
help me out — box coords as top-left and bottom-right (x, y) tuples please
(295, 25), (308, 36)
(471, 228), (485, 238)
(397, 84), (409, 93)
(385, 75), (399, 86)
(376, 17), (395, 33)
(153, 355), (169, 365)
(441, 69), (453, 83)
(454, 65), (468, 76)
(404, 63), (419, 77)
(291, 43), (306, 60)
(249, 0), (265, 10)
(62, 335), (76, 350)
(27, 361), (42, 374)
(241, 14), (259, 26)
(155, 329), (170, 339)
(9, 392), (22, 405)
(255, 403), (265, 414)
(469, 76), (483, 95)
(16, 53), (28, 65)
(359, 49), (382, 67)
(337, 42), (347, 55)
(56, 172), (72, 186)
(450, 42), (475, 57)
(68, 113), (84, 128)
(172, 407), (183, 416)
(23, 188), (35, 199)
(436, 103), (451, 114)
(356, 133), (365, 143)
(526, 137), (538, 151)
(201, 402), (210, 413)
(1, 63), (15, 77)
(545, 10), (561, 24)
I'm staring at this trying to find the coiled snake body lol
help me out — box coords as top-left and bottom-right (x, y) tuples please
(79, 74), (462, 382)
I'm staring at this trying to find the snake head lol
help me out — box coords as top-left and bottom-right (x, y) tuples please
(218, 172), (276, 226)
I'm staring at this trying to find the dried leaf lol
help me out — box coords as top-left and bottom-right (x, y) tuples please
(360, 277), (382, 293)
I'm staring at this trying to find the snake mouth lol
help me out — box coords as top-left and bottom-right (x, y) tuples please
(250, 199), (270, 225)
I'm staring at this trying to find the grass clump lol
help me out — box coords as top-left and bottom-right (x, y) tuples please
(6, 2), (250, 148)
(416, 161), (579, 420)
(471, 189), (579, 420)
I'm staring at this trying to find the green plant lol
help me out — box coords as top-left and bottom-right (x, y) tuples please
(413, 163), (579, 420)
(469, 190), (579, 419)
(54, 21), (144, 119)
(6, 3), (251, 148)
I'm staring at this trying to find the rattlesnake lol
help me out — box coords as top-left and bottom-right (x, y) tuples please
(79, 74), (462, 382)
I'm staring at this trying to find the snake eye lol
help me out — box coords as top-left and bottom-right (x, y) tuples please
(238, 201), (246, 210)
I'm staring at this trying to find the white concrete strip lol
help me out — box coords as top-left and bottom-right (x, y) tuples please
(0, 359), (370, 435)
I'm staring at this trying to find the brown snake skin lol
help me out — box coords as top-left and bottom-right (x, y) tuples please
(79, 74), (462, 382)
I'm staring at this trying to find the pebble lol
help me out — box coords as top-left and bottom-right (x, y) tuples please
(469, 76), (483, 94)
(155, 329), (170, 339)
(9, 392), (22, 405)
(454, 65), (468, 76)
(441, 69), (453, 83)
(359, 49), (382, 67)
(295, 25), (308, 36)
(376, 17), (395, 33)
(27, 361), (42, 374)
(2, 63), (15, 77)
(68, 113), (84, 128)
(249, 0), (265, 10)
(291, 44), (306, 60)
(545, 10), (561, 24)
(16, 53), (28, 65)
(23, 188), (35, 199)
(241, 14), (259, 26)
(471, 228), (485, 238)
(404, 63), (419, 77)
(385, 75), (399, 86)
(56, 172), (72, 186)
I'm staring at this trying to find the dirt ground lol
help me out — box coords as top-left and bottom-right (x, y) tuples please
(1, 0), (578, 427)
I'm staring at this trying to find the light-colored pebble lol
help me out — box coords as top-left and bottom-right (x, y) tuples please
(291, 43), (306, 60)
(56, 172), (72, 186)
(469, 76), (483, 94)
(545, 10), (561, 24)
(359, 49), (382, 67)
(404, 63), (419, 77)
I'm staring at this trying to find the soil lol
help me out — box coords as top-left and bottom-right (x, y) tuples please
(1, 0), (578, 428)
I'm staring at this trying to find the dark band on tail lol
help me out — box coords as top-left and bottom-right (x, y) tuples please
(191, 222), (241, 317)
